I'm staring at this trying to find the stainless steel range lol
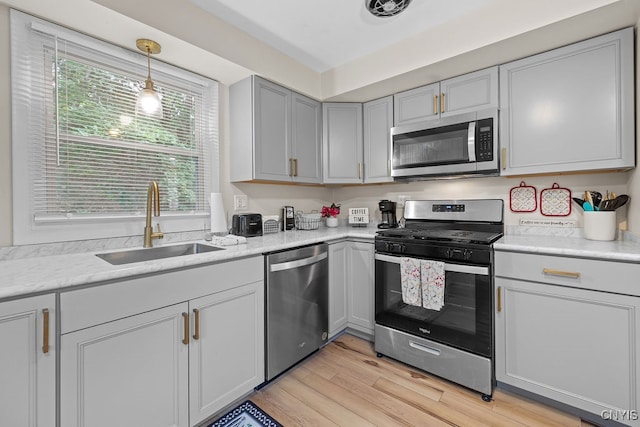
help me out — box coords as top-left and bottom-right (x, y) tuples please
(374, 199), (504, 401)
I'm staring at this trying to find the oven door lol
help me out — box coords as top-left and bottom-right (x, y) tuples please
(374, 253), (492, 357)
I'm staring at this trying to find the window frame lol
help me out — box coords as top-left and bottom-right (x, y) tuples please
(11, 10), (220, 245)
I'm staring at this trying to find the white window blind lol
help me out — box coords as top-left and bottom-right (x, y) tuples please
(11, 10), (219, 244)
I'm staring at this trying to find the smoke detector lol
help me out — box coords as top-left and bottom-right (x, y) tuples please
(366, 0), (412, 18)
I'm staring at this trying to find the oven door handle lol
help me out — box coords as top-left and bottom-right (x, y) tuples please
(375, 253), (489, 276)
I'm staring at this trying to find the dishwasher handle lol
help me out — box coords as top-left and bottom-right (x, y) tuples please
(269, 252), (328, 272)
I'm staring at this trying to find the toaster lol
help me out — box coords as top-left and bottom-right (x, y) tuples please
(231, 213), (263, 237)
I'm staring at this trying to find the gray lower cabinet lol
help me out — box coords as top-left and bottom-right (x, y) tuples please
(0, 294), (56, 427)
(495, 251), (640, 426)
(328, 240), (374, 337)
(363, 96), (393, 183)
(60, 257), (264, 427)
(230, 76), (322, 183)
(322, 103), (363, 184)
(499, 27), (634, 176)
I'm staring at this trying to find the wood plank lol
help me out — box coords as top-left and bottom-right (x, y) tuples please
(247, 335), (597, 427)
(257, 385), (339, 426)
(492, 389), (584, 427)
(277, 375), (376, 426)
(374, 376), (495, 427)
(299, 372), (406, 427)
(331, 372), (452, 427)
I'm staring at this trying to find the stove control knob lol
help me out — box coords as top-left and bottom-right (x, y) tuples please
(444, 248), (453, 259)
(463, 249), (472, 260)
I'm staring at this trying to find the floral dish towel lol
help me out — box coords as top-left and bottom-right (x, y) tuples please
(400, 257), (422, 307)
(421, 260), (445, 311)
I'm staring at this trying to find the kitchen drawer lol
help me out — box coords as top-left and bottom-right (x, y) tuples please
(495, 251), (639, 297)
(60, 256), (263, 334)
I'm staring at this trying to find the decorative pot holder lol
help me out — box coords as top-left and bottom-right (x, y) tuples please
(509, 181), (537, 213)
(540, 183), (572, 216)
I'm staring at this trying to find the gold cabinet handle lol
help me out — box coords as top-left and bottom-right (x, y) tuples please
(358, 162), (363, 180)
(387, 159), (391, 177)
(497, 287), (502, 313)
(193, 309), (200, 340)
(294, 158), (298, 177)
(288, 158), (293, 177)
(42, 309), (50, 354)
(543, 268), (581, 279)
(501, 148), (507, 170)
(433, 95), (438, 115)
(182, 312), (189, 345)
(440, 93), (445, 114)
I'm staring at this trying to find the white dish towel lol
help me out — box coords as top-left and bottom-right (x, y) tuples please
(421, 260), (446, 311)
(400, 257), (422, 307)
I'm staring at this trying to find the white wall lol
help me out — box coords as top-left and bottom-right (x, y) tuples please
(332, 173), (631, 230)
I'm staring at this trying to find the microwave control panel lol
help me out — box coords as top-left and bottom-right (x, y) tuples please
(476, 118), (493, 161)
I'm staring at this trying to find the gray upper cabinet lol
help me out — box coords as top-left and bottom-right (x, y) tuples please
(322, 102), (363, 184)
(393, 67), (498, 126)
(363, 96), (393, 183)
(500, 28), (634, 176)
(230, 76), (322, 183)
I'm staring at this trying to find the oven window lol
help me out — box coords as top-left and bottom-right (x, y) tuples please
(393, 122), (469, 168)
(375, 258), (492, 357)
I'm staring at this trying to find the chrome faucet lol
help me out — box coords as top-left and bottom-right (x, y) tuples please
(143, 180), (164, 248)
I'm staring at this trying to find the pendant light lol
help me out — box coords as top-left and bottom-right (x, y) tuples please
(135, 38), (163, 119)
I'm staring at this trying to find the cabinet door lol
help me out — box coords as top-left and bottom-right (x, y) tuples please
(347, 242), (375, 334)
(500, 28), (634, 176)
(189, 282), (264, 426)
(291, 92), (322, 183)
(393, 83), (439, 126)
(254, 77), (292, 181)
(61, 303), (189, 427)
(322, 103), (363, 184)
(440, 67), (498, 117)
(495, 278), (640, 421)
(363, 96), (393, 183)
(328, 241), (348, 337)
(0, 294), (55, 427)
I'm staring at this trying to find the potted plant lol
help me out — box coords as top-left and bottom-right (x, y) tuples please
(321, 203), (341, 227)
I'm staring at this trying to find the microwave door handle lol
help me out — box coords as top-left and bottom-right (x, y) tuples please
(467, 121), (476, 162)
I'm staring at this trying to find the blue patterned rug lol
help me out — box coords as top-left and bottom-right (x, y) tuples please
(208, 400), (282, 427)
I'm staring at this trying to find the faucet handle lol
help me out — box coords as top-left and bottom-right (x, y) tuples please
(153, 223), (164, 240)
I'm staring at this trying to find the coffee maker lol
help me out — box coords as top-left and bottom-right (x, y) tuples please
(378, 200), (398, 229)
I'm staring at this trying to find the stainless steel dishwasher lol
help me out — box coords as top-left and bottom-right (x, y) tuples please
(265, 243), (328, 381)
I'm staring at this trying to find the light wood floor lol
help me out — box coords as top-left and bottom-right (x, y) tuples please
(250, 334), (598, 427)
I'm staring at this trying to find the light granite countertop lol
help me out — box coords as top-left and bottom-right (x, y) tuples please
(495, 232), (640, 263)
(0, 225), (377, 301)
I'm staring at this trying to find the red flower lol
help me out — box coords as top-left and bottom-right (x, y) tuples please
(321, 203), (341, 218)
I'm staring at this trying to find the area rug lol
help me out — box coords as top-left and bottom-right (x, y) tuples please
(207, 400), (282, 427)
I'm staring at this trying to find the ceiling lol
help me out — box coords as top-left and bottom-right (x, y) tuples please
(189, 0), (493, 73)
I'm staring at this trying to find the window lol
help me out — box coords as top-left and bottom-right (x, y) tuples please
(11, 10), (219, 245)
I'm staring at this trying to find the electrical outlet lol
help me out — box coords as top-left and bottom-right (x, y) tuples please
(234, 195), (248, 211)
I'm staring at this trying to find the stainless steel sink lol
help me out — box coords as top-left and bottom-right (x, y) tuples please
(96, 243), (224, 265)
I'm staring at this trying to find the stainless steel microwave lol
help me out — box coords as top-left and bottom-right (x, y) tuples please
(390, 108), (499, 179)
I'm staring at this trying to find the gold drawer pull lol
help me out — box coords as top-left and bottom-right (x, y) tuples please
(182, 312), (189, 345)
(193, 308), (200, 341)
(543, 268), (580, 279)
(42, 309), (50, 354)
(497, 287), (502, 313)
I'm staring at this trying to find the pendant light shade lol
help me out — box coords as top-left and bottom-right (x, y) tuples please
(135, 39), (163, 118)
